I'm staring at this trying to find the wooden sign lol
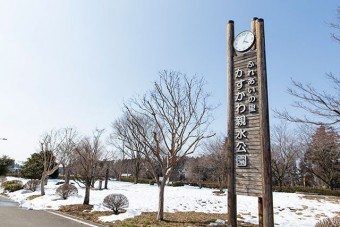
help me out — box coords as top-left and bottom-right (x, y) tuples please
(233, 50), (262, 197)
(227, 18), (274, 227)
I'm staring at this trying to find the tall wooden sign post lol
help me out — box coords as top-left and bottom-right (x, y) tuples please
(227, 18), (274, 227)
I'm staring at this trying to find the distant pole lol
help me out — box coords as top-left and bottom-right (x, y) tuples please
(226, 20), (237, 227)
(256, 18), (274, 227)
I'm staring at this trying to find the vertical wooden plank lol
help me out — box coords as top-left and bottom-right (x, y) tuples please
(251, 17), (258, 50)
(256, 18), (274, 227)
(258, 197), (263, 227)
(227, 20), (237, 227)
(234, 51), (262, 197)
(254, 16), (263, 226)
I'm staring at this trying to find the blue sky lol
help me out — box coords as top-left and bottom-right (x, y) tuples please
(0, 1), (339, 160)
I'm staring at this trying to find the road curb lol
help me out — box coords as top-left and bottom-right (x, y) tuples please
(46, 210), (107, 227)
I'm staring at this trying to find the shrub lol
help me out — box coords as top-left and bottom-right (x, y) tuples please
(272, 186), (340, 197)
(315, 216), (340, 227)
(56, 183), (78, 199)
(103, 193), (129, 214)
(0, 177), (7, 183)
(1, 180), (23, 192)
(4, 184), (23, 192)
(120, 176), (156, 185)
(168, 181), (184, 187)
(188, 182), (225, 189)
(1, 180), (22, 187)
(24, 179), (40, 192)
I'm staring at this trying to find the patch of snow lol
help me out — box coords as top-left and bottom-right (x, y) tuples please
(2, 177), (339, 226)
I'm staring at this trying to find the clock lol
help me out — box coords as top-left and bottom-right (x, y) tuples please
(233, 30), (255, 52)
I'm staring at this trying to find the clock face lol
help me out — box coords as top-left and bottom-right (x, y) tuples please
(233, 30), (255, 52)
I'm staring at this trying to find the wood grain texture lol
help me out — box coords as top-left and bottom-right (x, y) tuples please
(233, 50), (263, 196)
(226, 20), (237, 227)
(256, 18), (274, 227)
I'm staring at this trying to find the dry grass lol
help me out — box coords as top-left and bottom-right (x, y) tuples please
(58, 205), (258, 226)
(303, 195), (340, 204)
(315, 216), (340, 227)
(59, 204), (112, 223)
(27, 194), (43, 200)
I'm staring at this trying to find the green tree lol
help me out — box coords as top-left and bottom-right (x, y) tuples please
(20, 152), (58, 180)
(21, 153), (43, 179)
(0, 155), (15, 176)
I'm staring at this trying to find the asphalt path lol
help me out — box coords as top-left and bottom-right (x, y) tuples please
(0, 195), (101, 227)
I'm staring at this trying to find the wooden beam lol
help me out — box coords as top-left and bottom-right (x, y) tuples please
(251, 17), (258, 50)
(226, 20), (237, 227)
(256, 18), (274, 227)
(258, 197), (263, 227)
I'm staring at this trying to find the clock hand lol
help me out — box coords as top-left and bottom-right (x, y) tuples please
(243, 32), (249, 43)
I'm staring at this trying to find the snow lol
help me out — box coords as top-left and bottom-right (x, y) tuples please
(2, 177), (339, 226)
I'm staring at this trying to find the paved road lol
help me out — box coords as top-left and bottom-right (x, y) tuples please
(0, 195), (101, 227)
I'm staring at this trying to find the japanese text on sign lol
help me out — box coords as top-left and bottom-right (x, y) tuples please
(234, 60), (258, 167)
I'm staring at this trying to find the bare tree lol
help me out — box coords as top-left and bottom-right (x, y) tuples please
(274, 74), (340, 126)
(123, 70), (215, 220)
(301, 125), (340, 190)
(329, 6), (340, 42)
(204, 135), (228, 192)
(56, 128), (79, 184)
(110, 115), (144, 183)
(72, 129), (105, 205)
(275, 7), (340, 127)
(103, 194), (129, 214)
(40, 129), (66, 195)
(271, 124), (300, 187)
(185, 156), (212, 188)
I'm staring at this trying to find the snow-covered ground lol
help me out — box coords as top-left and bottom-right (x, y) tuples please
(2, 177), (339, 226)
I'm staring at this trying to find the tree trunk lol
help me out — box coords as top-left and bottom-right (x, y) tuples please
(290, 174), (293, 187)
(329, 180), (334, 190)
(104, 168), (109, 189)
(64, 165), (70, 184)
(157, 177), (167, 220)
(133, 174), (138, 184)
(99, 180), (103, 190)
(134, 160), (141, 184)
(83, 183), (91, 205)
(278, 176), (283, 188)
(218, 177), (223, 193)
(40, 173), (46, 195)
